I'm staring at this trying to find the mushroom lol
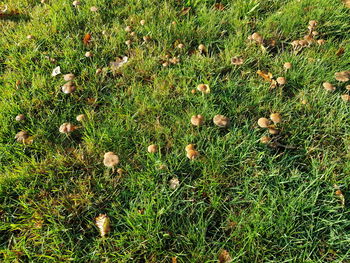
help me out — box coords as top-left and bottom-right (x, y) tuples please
(85, 51), (93, 57)
(140, 19), (146, 26)
(283, 62), (292, 70)
(197, 84), (210, 94)
(103, 152), (119, 167)
(276, 77), (286, 85)
(96, 68), (102, 75)
(335, 71), (350, 82)
(95, 214), (110, 237)
(90, 6), (98, 12)
(309, 20), (317, 27)
(147, 144), (158, 153)
(260, 136), (271, 144)
(171, 21), (177, 25)
(213, 114), (230, 128)
(124, 26), (132, 32)
(198, 44), (206, 53)
(270, 113), (282, 124)
(59, 123), (78, 133)
(15, 114), (25, 121)
(72, 1), (80, 7)
(61, 81), (76, 94)
(341, 94), (350, 102)
(323, 82), (335, 91)
(191, 115), (204, 126)
(125, 40), (132, 46)
(169, 178), (180, 189)
(317, 39), (326, 45)
(251, 32), (263, 44)
(130, 31), (136, 37)
(117, 168), (124, 175)
(346, 85), (350, 91)
(231, 56), (244, 65)
(76, 114), (86, 122)
(257, 117), (270, 128)
(169, 57), (180, 64)
(268, 128), (279, 135)
(185, 144), (196, 152)
(15, 130), (29, 143)
(27, 35), (34, 40)
(177, 43), (184, 49)
(186, 149), (200, 160)
(63, 73), (75, 81)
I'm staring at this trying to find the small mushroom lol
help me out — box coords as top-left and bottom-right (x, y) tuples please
(15, 114), (25, 121)
(72, 1), (80, 7)
(171, 21), (177, 25)
(323, 82), (335, 92)
(257, 117), (270, 128)
(197, 84), (210, 94)
(117, 168), (124, 175)
(270, 113), (282, 124)
(147, 144), (158, 153)
(140, 20), (146, 26)
(90, 6), (98, 12)
(213, 115), (230, 128)
(169, 57), (180, 64)
(76, 114), (85, 122)
(231, 56), (244, 65)
(85, 51), (93, 57)
(341, 94), (350, 102)
(169, 178), (180, 189)
(185, 144), (196, 152)
(177, 43), (184, 49)
(198, 44), (206, 53)
(276, 77), (286, 85)
(130, 31), (136, 37)
(125, 40), (132, 46)
(283, 62), (292, 70)
(309, 20), (317, 27)
(103, 152), (119, 167)
(317, 39), (326, 45)
(124, 26), (132, 32)
(27, 35), (34, 40)
(191, 115), (204, 126)
(186, 149), (200, 160)
(268, 128), (279, 135)
(59, 123), (78, 133)
(335, 71), (350, 82)
(96, 68), (102, 75)
(260, 136), (271, 144)
(15, 131), (29, 143)
(251, 32), (263, 44)
(63, 73), (75, 81)
(346, 85), (350, 91)
(61, 81), (76, 94)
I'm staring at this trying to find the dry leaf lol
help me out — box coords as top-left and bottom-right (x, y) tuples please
(83, 33), (91, 45)
(180, 7), (191, 15)
(51, 66), (61, 76)
(257, 70), (273, 82)
(95, 214), (111, 237)
(213, 3), (225, 11)
(172, 257), (177, 263)
(343, 0), (350, 8)
(336, 47), (345, 56)
(218, 249), (232, 263)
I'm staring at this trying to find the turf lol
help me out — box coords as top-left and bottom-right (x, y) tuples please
(1, 0), (350, 262)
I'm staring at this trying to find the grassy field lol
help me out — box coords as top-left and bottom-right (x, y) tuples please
(1, 0), (350, 262)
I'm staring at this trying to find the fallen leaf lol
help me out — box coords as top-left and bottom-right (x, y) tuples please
(180, 7), (191, 15)
(51, 66), (61, 76)
(336, 47), (345, 56)
(257, 70), (273, 82)
(95, 214), (111, 237)
(213, 3), (225, 11)
(83, 33), (92, 45)
(218, 249), (232, 263)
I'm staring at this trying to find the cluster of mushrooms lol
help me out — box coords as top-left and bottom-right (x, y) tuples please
(323, 71), (350, 102)
(257, 113), (282, 144)
(292, 20), (325, 49)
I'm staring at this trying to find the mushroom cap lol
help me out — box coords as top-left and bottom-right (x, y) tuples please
(283, 62), (292, 70)
(260, 136), (271, 144)
(117, 168), (124, 175)
(27, 35), (34, 39)
(15, 130), (29, 142)
(103, 152), (119, 167)
(63, 73), (75, 81)
(213, 114), (230, 128)
(90, 6), (98, 12)
(186, 149), (199, 160)
(317, 39), (326, 45)
(323, 82), (335, 91)
(140, 20), (146, 26)
(61, 81), (76, 94)
(169, 178), (180, 189)
(270, 113), (282, 124)
(59, 123), (78, 133)
(125, 40), (132, 46)
(231, 56), (244, 65)
(147, 144), (158, 153)
(198, 44), (206, 51)
(177, 43), (184, 49)
(191, 115), (204, 126)
(76, 114), (86, 122)
(15, 114), (25, 121)
(346, 85), (350, 91)
(276, 77), (286, 85)
(124, 26), (132, 32)
(268, 128), (279, 135)
(341, 94), (350, 102)
(185, 144), (196, 152)
(309, 20), (317, 27)
(85, 51), (93, 57)
(197, 84), (210, 94)
(251, 32), (263, 43)
(335, 71), (350, 82)
(257, 117), (270, 128)
(72, 1), (80, 6)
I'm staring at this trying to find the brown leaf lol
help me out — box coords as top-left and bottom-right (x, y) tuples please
(257, 70), (273, 82)
(213, 3), (225, 11)
(218, 249), (232, 263)
(172, 257), (177, 263)
(343, 0), (350, 8)
(180, 7), (191, 15)
(83, 33), (92, 45)
(336, 47), (345, 57)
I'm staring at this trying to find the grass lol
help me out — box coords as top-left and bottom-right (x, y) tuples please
(1, 0), (350, 262)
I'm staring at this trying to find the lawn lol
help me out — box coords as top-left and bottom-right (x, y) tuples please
(1, 0), (350, 262)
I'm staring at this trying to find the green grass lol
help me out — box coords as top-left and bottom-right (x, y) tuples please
(1, 0), (350, 262)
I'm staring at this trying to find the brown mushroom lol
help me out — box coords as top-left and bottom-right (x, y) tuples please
(283, 62), (292, 70)
(103, 152), (119, 167)
(335, 71), (350, 82)
(63, 73), (75, 81)
(257, 117), (270, 128)
(147, 144), (158, 153)
(59, 123), (78, 133)
(15, 131), (29, 143)
(270, 113), (282, 124)
(15, 114), (25, 121)
(76, 114), (85, 122)
(185, 144), (196, 152)
(231, 56), (244, 65)
(213, 115), (230, 128)
(323, 82), (335, 91)
(197, 84), (210, 94)
(260, 136), (271, 144)
(276, 77), (286, 85)
(191, 115), (204, 126)
(61, 81), (76, 94)
(186, 149), (200, 160)
(341, 94), (350, 102)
